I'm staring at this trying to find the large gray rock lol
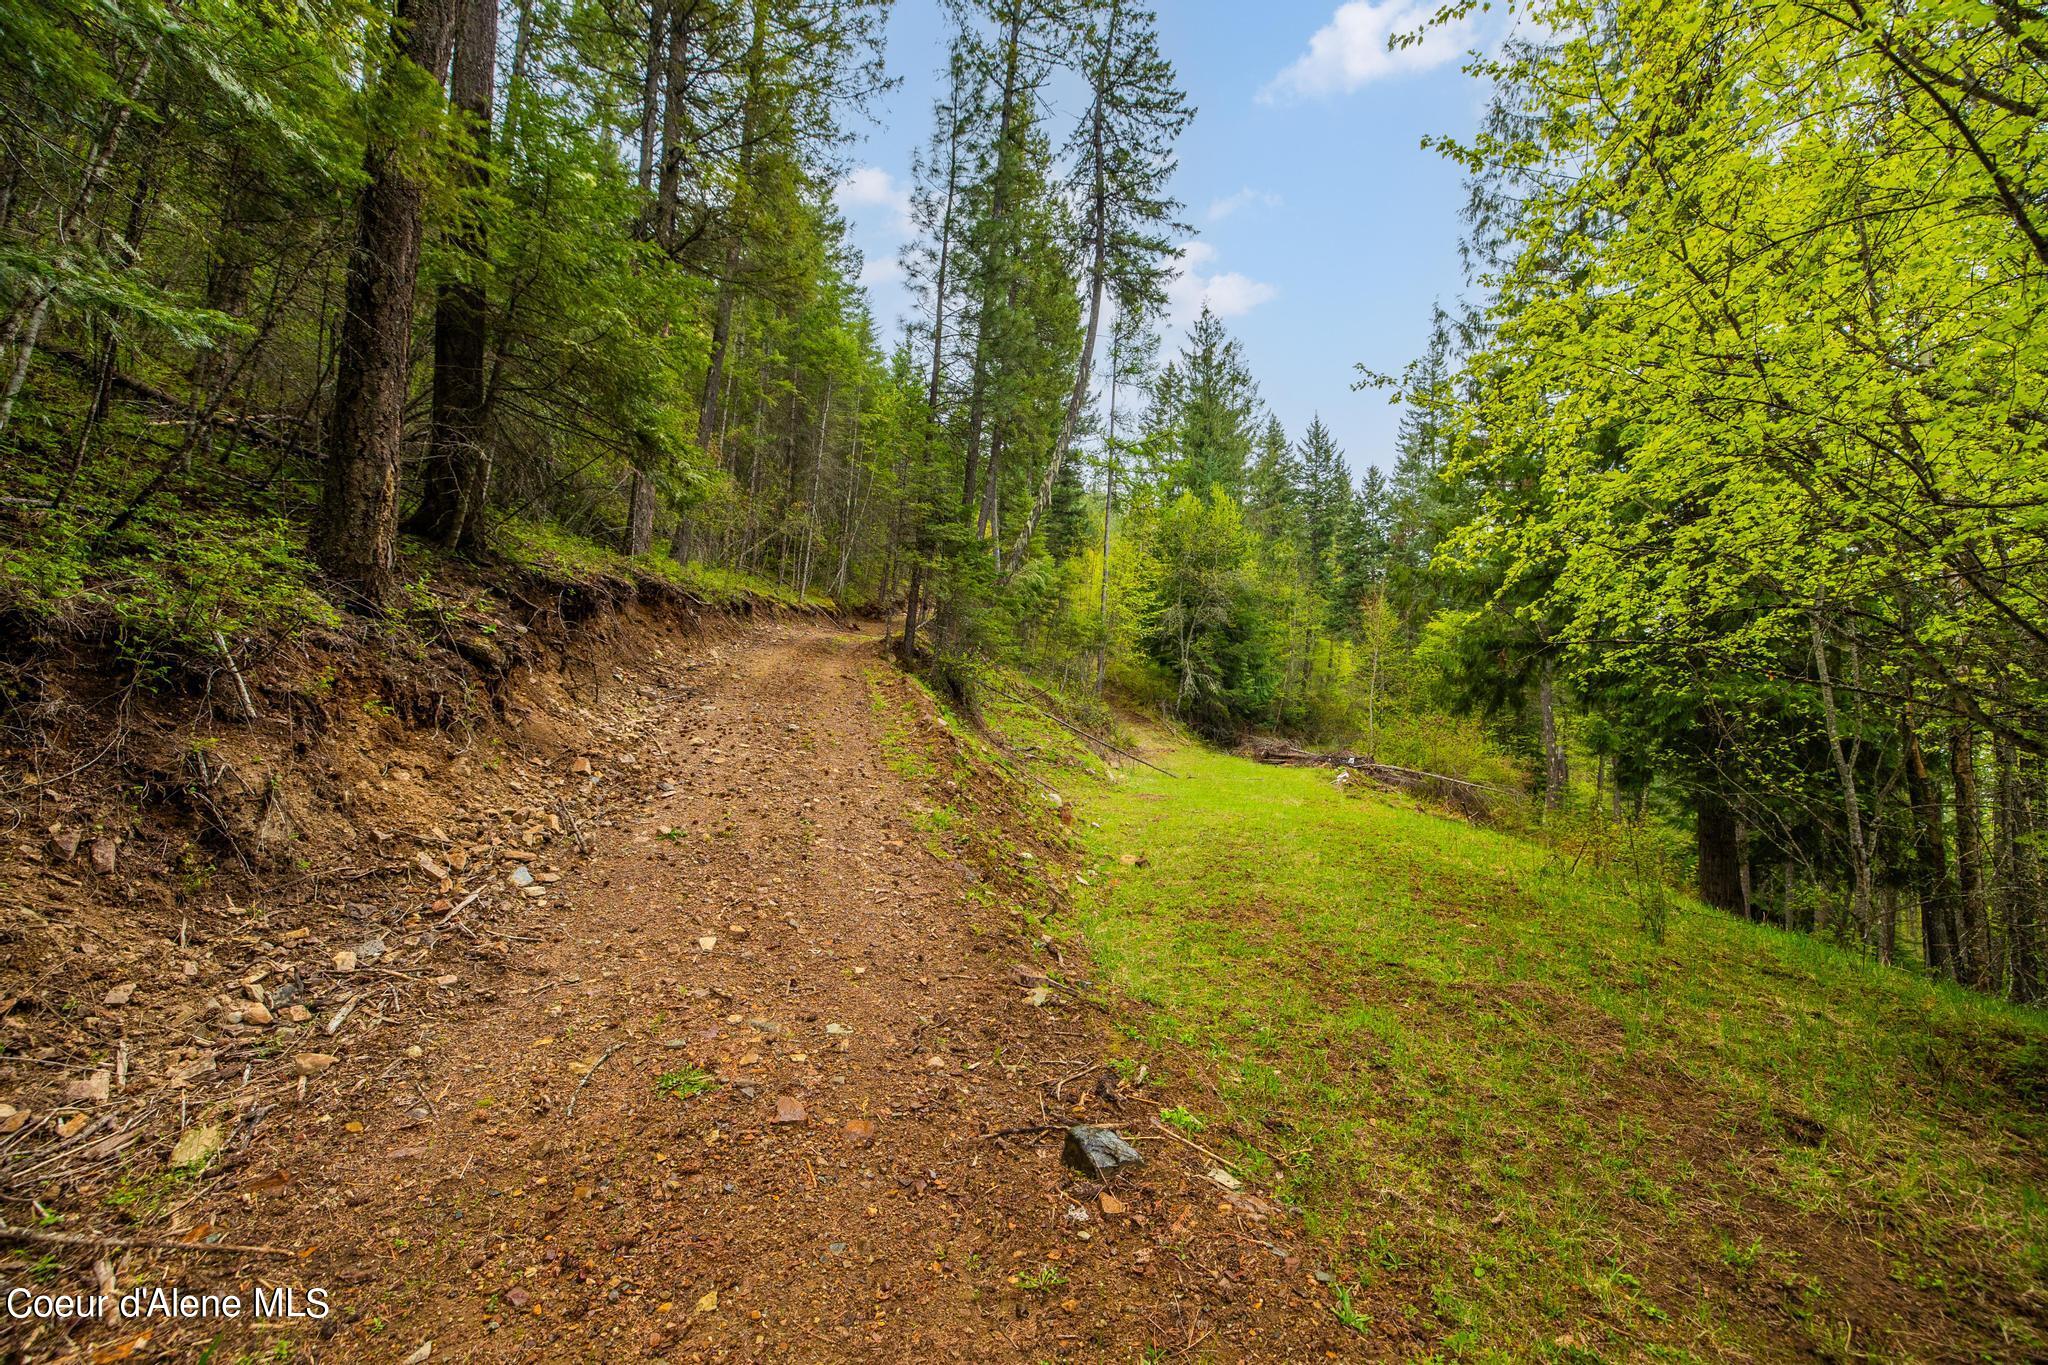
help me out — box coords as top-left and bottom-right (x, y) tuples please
(1062, 1125), (1143, 1180)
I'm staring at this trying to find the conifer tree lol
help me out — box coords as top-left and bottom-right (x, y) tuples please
(1152, 304), (1257, 500)
(1007, 0), (1191, 568)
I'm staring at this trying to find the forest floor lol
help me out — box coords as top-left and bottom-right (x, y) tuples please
(2, 617), (1354, 1363)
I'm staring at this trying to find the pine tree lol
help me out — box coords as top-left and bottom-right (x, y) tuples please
(1156, 304), (1257, 500)
(1329, 468), (1388, 633)
(1043, 448), (1088, 560)
(1385, 308), (1456, 630)
(316, 0), (458, 605)
(1007, 0), (1191, 568)
(1295, 415), (1346, 592)
(954, 0), (1062, 536)
(1244, 415), (1301, 544)
(407, 0), (498, 553)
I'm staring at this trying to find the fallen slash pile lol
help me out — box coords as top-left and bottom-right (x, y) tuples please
(1238, 738), (1510, 821)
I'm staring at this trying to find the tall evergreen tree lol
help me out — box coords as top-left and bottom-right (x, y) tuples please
(1296, 415), (1346, 593)
(1152, 304), (1257, 500)
(1007, 0), (1192, 568)
(1244, 414), (1301, 544)
(316, 0), (457, 605)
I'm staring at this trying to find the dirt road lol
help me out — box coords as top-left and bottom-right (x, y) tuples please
(210, 622), (1343, 1362)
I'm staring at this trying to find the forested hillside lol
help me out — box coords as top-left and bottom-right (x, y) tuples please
(3, 4), (2046, 1009)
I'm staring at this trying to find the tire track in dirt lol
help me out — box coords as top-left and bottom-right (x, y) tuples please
(196, 622), (1349, 1361)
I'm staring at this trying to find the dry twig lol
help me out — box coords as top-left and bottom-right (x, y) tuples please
(564, 1041), (627, 1118)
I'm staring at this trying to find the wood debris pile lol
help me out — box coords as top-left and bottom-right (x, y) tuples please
(1239, 738), (1515, 821)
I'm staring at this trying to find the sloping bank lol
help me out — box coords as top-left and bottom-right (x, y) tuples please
(0, 526), (837, 1319)
(982, 691), (2048, 1361)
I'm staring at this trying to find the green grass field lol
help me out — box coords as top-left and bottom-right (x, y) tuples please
(1008, 715), (2048, 1361)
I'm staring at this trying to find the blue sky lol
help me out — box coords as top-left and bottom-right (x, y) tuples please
(833, 0), (1498, 477)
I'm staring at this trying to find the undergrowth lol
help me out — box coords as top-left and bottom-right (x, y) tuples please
(498, 520), (834, 614)
(0, 409), (829, 703)
(2, 500), (337, 670)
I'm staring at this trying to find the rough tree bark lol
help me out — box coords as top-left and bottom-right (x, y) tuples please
(1695, 786), (1747, 917)
(317, 0), (457, 603)
(626, 450), (658, 556)
(409, 0), (497, 552)
(655, 0), (700, 249)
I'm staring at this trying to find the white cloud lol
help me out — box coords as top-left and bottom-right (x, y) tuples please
(857, 256), (905, 290)
(1206, 187), (1283, 222)
(1258, 0), (1470, 103)
(1165, 241), (1277, 326)
(834, 165), (914, 236)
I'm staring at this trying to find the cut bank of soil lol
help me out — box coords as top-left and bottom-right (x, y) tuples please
(26, 621), (1353, 1361)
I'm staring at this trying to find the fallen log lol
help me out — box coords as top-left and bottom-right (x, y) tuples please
(1240, 739), (1519, 819)
(42, 345), (321, 462)
(977, 676), (1182, 779)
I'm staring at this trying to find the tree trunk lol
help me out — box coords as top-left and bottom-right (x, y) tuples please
(1696, 786), (1746, 916)
(960, 0), (1025, 524)
(626, 461), (657, 556)
(1810, 611), (1871, 937)
(694, 0), (763, 447)
(799, 378), (830, 600)
(637, 0), (668, 194)
(1538, 657), (1568, 810)
(1901, 708), (1959, 977)
(318, 0), (456, 603)
(901, 557), (923, 662)
(1997, 733), (2046, 1002)
(980, 432), (1001, 543)
(410, 0), (497, 552)
(831, 394), (864, 599)
(655, 0), (700, 247)
(1096, 355), (1118, 694)
(1951, 724), (1992, 989)
(1736, 817), (1756, 923)
(504, 0), (534, 143)
(1005, 1), (1117, 572)
(904, 66), (961, 631)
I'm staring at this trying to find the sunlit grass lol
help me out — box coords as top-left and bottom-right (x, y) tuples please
(1041, 733), (2047, 1360)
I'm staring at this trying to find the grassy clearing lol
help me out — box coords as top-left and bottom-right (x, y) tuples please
(1006, 721), (2047, 1360)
